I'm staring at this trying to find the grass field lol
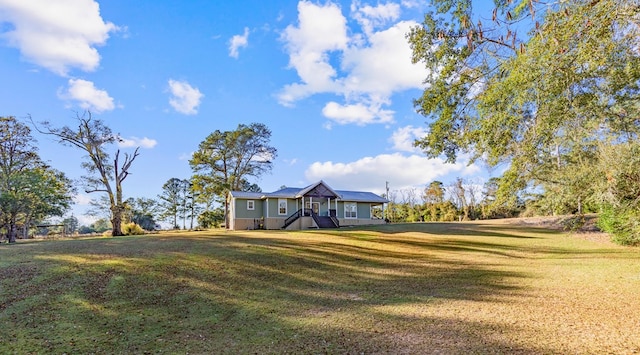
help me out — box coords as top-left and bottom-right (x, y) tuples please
(1, 220), (639, 354)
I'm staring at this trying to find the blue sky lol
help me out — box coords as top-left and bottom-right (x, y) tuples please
(0, 0), (494, 224)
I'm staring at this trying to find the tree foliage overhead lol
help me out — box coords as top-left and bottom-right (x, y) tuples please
(35, 111), (140, 237)
(409, 0), (639, 164)
(408, 0), (640, 242)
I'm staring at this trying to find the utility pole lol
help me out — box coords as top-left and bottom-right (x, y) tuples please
(385, 181), (390, 222)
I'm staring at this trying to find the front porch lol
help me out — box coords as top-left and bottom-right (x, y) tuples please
(282, 208), (340, 230)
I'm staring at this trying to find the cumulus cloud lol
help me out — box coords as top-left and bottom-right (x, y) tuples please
(322, 101), (394, 125)
(229, 27), (249, 58)
(389, 125), (428, 152)
(0, 0), (118, 75)
(168, 79), (203, 115)
(305, 153), (480, 194)
(279, 0), (348, 105)
(59, 78), (115, 113)
(118, 136), (157, 149)
(400, 0), (421, 9)
(75, 213), (98, 227)
(340, 21), (426, 95)
(278, 0), (428, 126)
(351, 1), (401, 36)
(73, 194), (92, 206)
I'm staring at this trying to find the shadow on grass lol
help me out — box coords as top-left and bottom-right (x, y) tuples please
(0, 231), (564, 354)
(356, 221), (560, 237)
(335, 222), (632, 258)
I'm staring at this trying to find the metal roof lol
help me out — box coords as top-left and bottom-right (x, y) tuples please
(335, 190), (388, 203)
(229, 181), (388, 203)
(228, 191), (264, 199)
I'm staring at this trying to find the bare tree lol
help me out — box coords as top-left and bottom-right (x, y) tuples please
(400, 187), (418, 207)
(448, 178), (468, 220)
(34, 112), (139, 236)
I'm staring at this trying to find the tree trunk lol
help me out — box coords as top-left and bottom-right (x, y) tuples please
(577, 196), (582, 215)
(111, 205), (124, 236)
(173, 213), (177, 230)
(190, 206), (195, 230)
(224, 198), (229, 229)
(8, 215), (17, 243)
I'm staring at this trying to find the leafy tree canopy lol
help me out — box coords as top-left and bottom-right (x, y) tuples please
(0, 117), (74, 242)
(409, 0), (639, 165)
(408, 0), (640, 225)
(190, 123), (276, 225)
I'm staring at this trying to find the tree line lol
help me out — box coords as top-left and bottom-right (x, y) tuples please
(1, 113), (276, 241)
(384, 178), (519, 223)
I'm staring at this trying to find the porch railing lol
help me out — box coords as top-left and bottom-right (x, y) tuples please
(282, 208), (339, 229)
(282, 208), (313, 229)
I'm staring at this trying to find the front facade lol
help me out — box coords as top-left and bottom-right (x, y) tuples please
(227, 181), (388, 230)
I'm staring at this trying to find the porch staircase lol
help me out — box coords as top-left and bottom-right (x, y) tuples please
(314, 216), (338, 228)
(282, 209), (339, 229)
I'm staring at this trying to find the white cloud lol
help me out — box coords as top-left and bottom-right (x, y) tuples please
(76, 213), (97, 227)
(305, 153), (480, 194)
(322, 101), (394, 125)
(228, 27), (249, 58)
(340, 21), (427, 96)
(351, 1), (401, 36)
(278, 0), (348, 105)
(59, 78), (115, 113)
(0, 0), (118, 75)
(168, 79), (203, 115)
(73, 194), (92, 206)
(118, 136), (157, 149)
(278, 1), (428, 126)
(389, 125), (428, 152)
(400, 0), (421, 9)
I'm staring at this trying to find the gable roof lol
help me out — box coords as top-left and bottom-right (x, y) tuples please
(296, 181), (340, 198)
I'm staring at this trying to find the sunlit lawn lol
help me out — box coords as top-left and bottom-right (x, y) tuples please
(1, 221), (639, 354)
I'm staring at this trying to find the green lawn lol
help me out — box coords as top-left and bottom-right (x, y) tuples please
(1, 221), (639, 354)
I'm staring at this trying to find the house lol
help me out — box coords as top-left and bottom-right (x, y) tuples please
(227, 181), (388, 230)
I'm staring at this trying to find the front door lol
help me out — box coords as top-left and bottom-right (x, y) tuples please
(305, 201), (320, 215)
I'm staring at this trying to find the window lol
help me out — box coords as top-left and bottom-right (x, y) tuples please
(278, 199), (287, 215)
(344, 202), (357, 219)
(247, 200), (255, 210)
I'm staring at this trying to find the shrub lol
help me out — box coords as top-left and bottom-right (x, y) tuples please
(593, 143), (640, 246)
(122, 222), (145, 236)
(597, 204), (640, 246)
(198, 209), (225, 229)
